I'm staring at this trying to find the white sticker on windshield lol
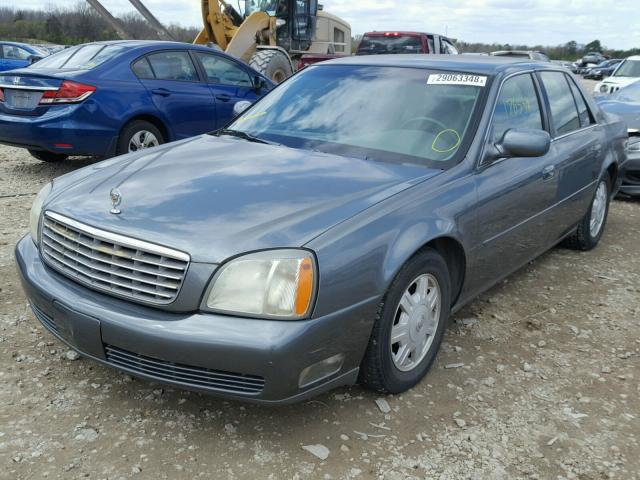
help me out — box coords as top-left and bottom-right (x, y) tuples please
(427, 73), (487, 87)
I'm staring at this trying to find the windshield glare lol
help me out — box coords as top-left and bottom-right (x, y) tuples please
(30, 44), (125, 70)
(229, 65), (486, 167)
(245, 0), (277, 15)
(614, 59), (640, 78)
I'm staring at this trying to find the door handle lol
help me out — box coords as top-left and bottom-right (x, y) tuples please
(216, 94), (232, 102)
(151, 88), (171, 97)
(542, 165), (556, 181)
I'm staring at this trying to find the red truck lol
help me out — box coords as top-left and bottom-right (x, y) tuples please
(356, 31), (459, 55)
(298, 31), (459, 71)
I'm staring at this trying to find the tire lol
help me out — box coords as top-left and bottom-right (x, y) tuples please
(564, 176), (611, 251)
(116, 120), (164, 156)
(28, 150), (68, 163)
(359, 248), (451, 394)
(249, 49), (293, 84)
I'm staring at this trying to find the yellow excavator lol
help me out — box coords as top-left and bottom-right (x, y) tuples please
(87, 0), (351, 83)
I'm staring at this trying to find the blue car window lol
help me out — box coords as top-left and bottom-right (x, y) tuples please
(194, 52), (252, 86)
(540, 71), (581, 136)
(132, 57), (155, 79)
(491, 73), (543, 142)
(2, 45), (31, 60)
(146, 51), (199, 82)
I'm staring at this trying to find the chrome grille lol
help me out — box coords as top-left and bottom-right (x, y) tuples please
(40, 212), (190, 305)
(105, 345), (265, 394)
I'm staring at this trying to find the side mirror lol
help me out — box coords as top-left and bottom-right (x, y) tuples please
(28, 55), (43, 65)
(233, 100), (253, 117)
(253, 76), (266, 93)
(488, 129), (551, 161)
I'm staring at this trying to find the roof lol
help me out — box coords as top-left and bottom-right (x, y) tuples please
(322, 54), (548, 75)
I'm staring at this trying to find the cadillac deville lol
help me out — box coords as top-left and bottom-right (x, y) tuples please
(16, 56), (628, 404)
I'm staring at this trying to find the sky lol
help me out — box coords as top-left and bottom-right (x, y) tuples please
(17, 0), (640, 50)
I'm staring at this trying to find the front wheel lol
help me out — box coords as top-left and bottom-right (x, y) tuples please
(564, 176), (611, 251)
(249, 49), (292, 84)
(359, 249), (451, 394)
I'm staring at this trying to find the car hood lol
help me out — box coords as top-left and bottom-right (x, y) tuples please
(46, 135), (440, 263)
(600, 77), (640, 88)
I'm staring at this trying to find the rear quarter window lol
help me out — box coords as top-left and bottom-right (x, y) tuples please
(540, 71), (581, 136)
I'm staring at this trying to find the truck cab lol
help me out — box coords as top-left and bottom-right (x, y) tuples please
(355, 32), (459, 56)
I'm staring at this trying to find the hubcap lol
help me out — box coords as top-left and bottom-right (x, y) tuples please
(390, 274), (441, 372)
(128, 130), (159, 153)
(590, 181), (607, 238)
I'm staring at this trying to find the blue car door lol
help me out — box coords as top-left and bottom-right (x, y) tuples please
(133, 50), (217, 139)
(468, 73), (559, 294)
(192, 51), (262, 129)
(1, 44), (31, 72)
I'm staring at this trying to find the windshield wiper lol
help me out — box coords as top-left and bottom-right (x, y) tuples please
(215, 128), (279, 145)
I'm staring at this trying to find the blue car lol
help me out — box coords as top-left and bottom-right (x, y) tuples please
(0, 41), (274, 162)
(0, 42), (49, 72)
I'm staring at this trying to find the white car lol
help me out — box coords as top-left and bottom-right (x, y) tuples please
(594, 55), (640, 94)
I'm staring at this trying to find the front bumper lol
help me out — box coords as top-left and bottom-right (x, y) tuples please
(16, 236), (378, 404)
(619, 150), (640, 197)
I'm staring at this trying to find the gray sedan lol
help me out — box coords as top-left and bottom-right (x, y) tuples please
(16, 56), (628, 404)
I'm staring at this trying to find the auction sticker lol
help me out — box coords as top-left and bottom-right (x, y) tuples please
(427, 73), (487, 87)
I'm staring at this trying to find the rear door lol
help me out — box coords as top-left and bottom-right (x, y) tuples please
(134, 50), (217, 139)
(192, 51), (261, 129)
(470, 72), (559, 290)
(537, 71), (602, 242)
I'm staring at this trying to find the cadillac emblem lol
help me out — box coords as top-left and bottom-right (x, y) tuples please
(109, 188), (122, 215)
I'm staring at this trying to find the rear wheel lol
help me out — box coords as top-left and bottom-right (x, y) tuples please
(359, 249), (451, 394)
(116, 120), (164, 156)
(28, 150), (68, 163)
(249, 49), (292, 84)
(564, 176), (611, 251)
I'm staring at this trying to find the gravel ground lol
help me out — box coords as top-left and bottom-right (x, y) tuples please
(1, 76), (639, 480)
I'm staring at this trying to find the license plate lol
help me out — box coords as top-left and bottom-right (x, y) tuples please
(5, 89), (42, 110)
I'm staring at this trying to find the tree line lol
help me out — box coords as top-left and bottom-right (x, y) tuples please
(0, 4), (199, 45)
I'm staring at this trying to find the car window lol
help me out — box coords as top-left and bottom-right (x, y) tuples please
(146, 51), (199, 82)
(229, 65), (486, 168)
(442, 40), (459, 55)
(2, 45), (31, 60)
(491, 74), (543, 143)
(30, 45), (124, 70)
(132, 57), (154, 79)
(194, 52), (252, 86)
(613, 59), (640, 77)
(540, 71), (581, 136)
(566, 76), (594, 128)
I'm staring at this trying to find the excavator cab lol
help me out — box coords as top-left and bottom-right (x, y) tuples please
(245, 0), (318, 51)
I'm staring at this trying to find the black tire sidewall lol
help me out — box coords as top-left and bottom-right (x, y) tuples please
(374, 250), (451, 393)
(116, 121), (164, 156)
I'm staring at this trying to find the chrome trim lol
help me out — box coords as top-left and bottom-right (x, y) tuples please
(551, 124), (598, 142)
(44, 211), (190, 262)
(0, 84), (58, 91)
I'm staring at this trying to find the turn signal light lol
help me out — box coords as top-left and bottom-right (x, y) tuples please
(295, 257), (314, 316)
(40, 81), (96, 105)
(0, 88), (4, 103)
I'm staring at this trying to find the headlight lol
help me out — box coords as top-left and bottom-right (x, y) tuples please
(30, 183), (52, 245)
(600, 85), (608, 93)
(205, 249), (316, 319)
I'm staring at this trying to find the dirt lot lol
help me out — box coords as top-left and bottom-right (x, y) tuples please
(1, 79), (640, 479)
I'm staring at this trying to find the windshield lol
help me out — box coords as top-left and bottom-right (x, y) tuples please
(613, 81), (640, 103)
(358, 35), (422, 55)
(30, 44), (125, 70)
(245, 0), (278, 15)
(613, 59), (640, 78)
(228, 65), (487, 167)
